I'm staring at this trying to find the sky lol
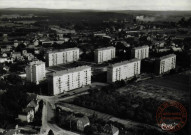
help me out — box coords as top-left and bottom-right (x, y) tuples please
(0, 0), (190, 11)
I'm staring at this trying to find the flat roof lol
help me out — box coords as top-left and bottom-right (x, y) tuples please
(159, 54), (176, 60)
(133, 45), (149, 50)
(47, 47), (79, 53)
(28, 60), (45, 66)
(51, 65), (91, 76)
(109, 58), (140, 68)
(96, 46), (115, 51)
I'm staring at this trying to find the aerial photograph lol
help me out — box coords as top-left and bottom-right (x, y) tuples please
(0, 0), (190, 135)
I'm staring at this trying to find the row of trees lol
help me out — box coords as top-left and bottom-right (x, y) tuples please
(73, 81), (160, 125)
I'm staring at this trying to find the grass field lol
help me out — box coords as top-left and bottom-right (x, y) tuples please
(118, 71), (190, 103)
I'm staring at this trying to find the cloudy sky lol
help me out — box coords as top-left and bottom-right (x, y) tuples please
(0, 0), (190, 10)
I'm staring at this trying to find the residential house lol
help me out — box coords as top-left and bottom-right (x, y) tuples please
(11, 52), (23, 61)
(101, 124), (119, 135)
(0, 57), (13, 63)
(18, 107), (34, 123)
(75, 116), (90, 131)
(26, 99), (39, 113)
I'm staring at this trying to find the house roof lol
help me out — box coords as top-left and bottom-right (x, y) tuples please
(22, 107), (34, 113)
(77, 116), (90, 125)
(27, 100), (38, 108)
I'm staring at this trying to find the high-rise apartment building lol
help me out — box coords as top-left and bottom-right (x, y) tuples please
(48, 66), (91, 95)
(107, 59), (141, 83)
(46, 47), (79, 67)
(131, 45), (149, 59)
(26, 61), (46, 84)
(94, 46), (115, 63)
(155, 54), (176, 75)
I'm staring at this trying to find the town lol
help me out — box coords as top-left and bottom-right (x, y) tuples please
(0, 7), (190, 135)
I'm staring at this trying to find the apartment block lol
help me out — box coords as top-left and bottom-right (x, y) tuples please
(48, 66), (91, 95)
(94, 46), (115, 63)
(46, 47), (79, 67)
(131, 45), (149, 59)
(107, 59), (141, 83)
(155, 54), (176, 75)
(26, 61), (46, 84)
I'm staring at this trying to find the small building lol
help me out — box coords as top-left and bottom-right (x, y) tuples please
(0, 57), (13, 63)
(74, 116), (90, 131)
(26, 99), (39, 113)
(11, 52), (22, 60)
(18, 107), (34, 123)
(102, 124), (119, 135)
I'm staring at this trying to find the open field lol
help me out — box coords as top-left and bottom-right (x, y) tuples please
(118, 71), (190, 103)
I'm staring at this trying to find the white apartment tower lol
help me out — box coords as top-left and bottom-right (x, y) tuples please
(131, 45), (149, 59)
(48, 66), (91, 95)
(26, 61), (46, 84)
(107, 59), (141, 83)
(46, 47), (79, 67)
(155, 54), (176, 75)
(95, 46), (115, 63)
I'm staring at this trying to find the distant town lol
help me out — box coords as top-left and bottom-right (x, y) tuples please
(0, 8), (190, 135)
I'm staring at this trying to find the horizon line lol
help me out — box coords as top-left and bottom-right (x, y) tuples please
(0, 7), (191, 12)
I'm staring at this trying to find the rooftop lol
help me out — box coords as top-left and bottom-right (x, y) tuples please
(96, 46), (115, 51)
(47, 47), (79, 53)
(159, 54), (176, 60)
(133, 45), (149, 50)
(109, 58), (140, 68)
(51, 65), (91, 76)
(28, 60), (45, 66)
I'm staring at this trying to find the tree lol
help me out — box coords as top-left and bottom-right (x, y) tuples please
(48, 130), (54, 135)
(84, 125), (95, 135)
(6, 73), (22, 85)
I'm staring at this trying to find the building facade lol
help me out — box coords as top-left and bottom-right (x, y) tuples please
(107, 59), (141, 83)
(26, 61), (46, 84)
(155, 54), (176, 75)
(46, 47), (79, 67)
(95, 46), (115, 63)
(48, 66), (91, 95)
(131, 45), (149, 59)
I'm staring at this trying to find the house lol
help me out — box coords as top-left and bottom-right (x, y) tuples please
(102, 124), (119, 135)
(24, 53), (35, 61)
(33, 39), (39, 46)
(18, 107), (34, 123)
(0, 57), (13, 63)
(14, 40), (19, 47)
(1, 53), (8, 58)
(10, 52), (22, 60)
(57, 107), (90, 132)
(75, 116), (90, 131)
(27, 99), (39, 113)
(22, 50), (27, 56)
